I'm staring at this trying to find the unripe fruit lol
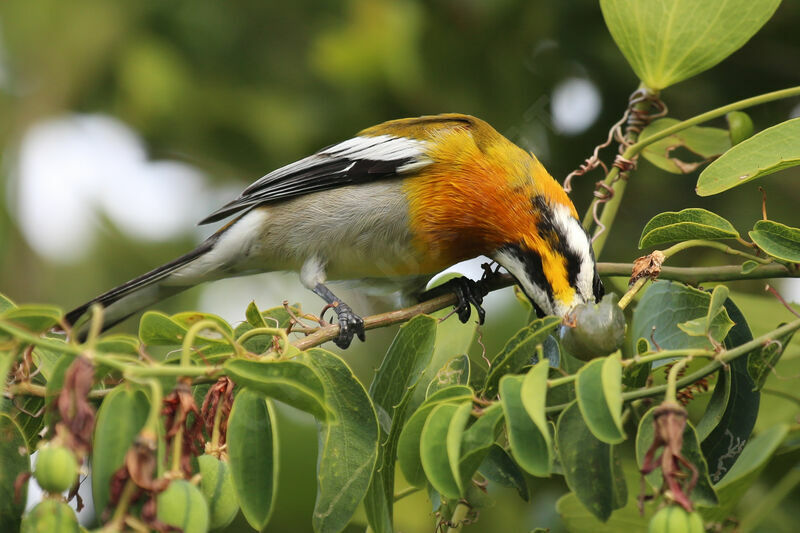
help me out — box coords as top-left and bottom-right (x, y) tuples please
(21, 499), (80, 533)
(34, 444), (79, 493)
(558, 293), (626, 360)
(157, 480), (210, 533)
(198, 454), (239, 530)
(726, 111), (754, 146)
(648, 505), (704, 533)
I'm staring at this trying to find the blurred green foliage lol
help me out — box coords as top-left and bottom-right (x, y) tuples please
(1, 1), (799, 531)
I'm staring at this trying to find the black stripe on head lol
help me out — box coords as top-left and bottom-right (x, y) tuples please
(498, 243), (552, 317)
(530, 195), (583, 291)
(589, 240), (604, 302)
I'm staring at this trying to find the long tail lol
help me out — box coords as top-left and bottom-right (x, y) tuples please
(64, 238), (218, 334)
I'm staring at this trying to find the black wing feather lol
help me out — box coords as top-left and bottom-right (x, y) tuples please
(200, 152), (420, 225)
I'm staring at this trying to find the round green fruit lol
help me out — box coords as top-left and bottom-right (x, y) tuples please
(157, 480), (210, 533)
(34, 444), (79, 493)
(558, 293), (626, 360)
(648, 505), (704, 533)
(198, 454), (239, 530)
(21, 499), (79, 533)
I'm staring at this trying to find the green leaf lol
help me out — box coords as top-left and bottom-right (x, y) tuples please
(92, 386), (149, 516)
(500, 374), (552, 477)
(557, 485), (654, 533)
(677, 285), (734, 342)
(224, 358), (330, 420)
(426, 354), (470, 398)
(600, 0), (780, 90)
(727, 111), (754, 145)
(632, 281), (732, 352)
(364, 315), (437, 533)
(575, 353), (625, 444)
(0, 293), (15, 313)
(0, 414), (29, 533)
(411, 291), (478, 410)
(245, 301), (268, 328)
(139, 311), (234, 358)
(639, 118), (731, 174)
(635, 407), (718, 507)
(740, 260), (759, 274)
(623, 338), (651, 388)
(302, 348), (379, 533)
(420, 402), (471, 499)
(397, 386), (473, 488)
(638, 208), (738, 248)
(698, 117), (800, 196)
(556, 402), (626, 522)
(701, 298), (760, 483)
(483, 316), (561, 397)
(95, 334), (141, 356)
(701, 424), (788, 521)
(228, 388), (279, 531)
(478, 443), (529, 501)
(747, 326), (796, 390)
(749, 220), (800, 263)
(458, 401), (504, 483)
(0, 305), (62, 335)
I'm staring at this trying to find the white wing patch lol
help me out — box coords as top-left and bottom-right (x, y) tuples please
(322, 134), (431, 167)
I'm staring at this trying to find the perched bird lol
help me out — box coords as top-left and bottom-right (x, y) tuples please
(65, 114), (604, 348)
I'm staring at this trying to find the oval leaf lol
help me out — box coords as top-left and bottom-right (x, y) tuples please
(228, 388), (279, 531)
(556, 402), (627, 522)
(478, 443), (529, 501)
(459, 401), (505, 483)
(484, 316), (561, 397)
(92, 386), (149, 517)
(698, 117), (800, 196)
(640, 118), (731, 174)
(0, 414), (29, 532)
(575, 353), (625, 444)
(397, 386), (473, 488)
(639, 208), (739, 248)
(500, 373), (552, 477)
(420, 403), (466, 499)
(302, 349), (379, 533)
(600, 0), (780, 90)
(749, 220), (800, 263)
(224, 358), (330, 420)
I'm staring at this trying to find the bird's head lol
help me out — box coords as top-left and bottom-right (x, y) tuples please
(491, 197), (604, 318)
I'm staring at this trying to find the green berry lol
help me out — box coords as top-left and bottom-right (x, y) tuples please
(198, 454), (239, 530)
(21, 499), (79, 533)
(558, 293), (626, 360)
(649, 505), (704, 533)
(157, 480), (210, 533)
(34, 445), (79, 494)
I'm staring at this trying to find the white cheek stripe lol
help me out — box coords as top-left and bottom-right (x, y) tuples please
(551, 204), (595, 303)
(493, 250), (554, 316)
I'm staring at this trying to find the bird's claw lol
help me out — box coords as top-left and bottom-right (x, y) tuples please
(332, 302), (365, 349)
(421, 276), (488, 325)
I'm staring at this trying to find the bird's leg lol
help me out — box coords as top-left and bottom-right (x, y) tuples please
(312, 283), (366, 349)
(419, 276), (489, 325)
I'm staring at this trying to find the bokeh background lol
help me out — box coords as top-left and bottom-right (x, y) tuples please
(1, 1), (799, 531)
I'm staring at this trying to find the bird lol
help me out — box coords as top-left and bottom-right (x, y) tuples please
(65, 113), (604, 349)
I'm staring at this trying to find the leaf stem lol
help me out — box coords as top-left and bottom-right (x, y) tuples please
(585, 85), (800, 256)
(445, 501), (470, 533)
(661, 239), (772, 264)
(664, 357), (691, 404)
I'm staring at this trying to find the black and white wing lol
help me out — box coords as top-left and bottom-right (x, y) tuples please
(199, 134), (432, 224)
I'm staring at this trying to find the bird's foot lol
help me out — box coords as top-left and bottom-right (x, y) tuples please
(420, 276), (488, 325)
(330, 301), (365, 349)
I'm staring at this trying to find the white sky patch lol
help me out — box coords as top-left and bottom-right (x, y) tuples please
(551, 77), (602, 135)
(790, 102), (800, 119)
(8, 114), (211, 263)
(780, 278), (800, 304)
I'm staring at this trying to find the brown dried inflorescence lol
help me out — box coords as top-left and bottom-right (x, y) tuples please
(162, 380), (205, 477)
(640, 402), (698, 512)
(55, 356), (96, 455)
(630, 251), (666, 285)
(200, 376), (235, 454)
